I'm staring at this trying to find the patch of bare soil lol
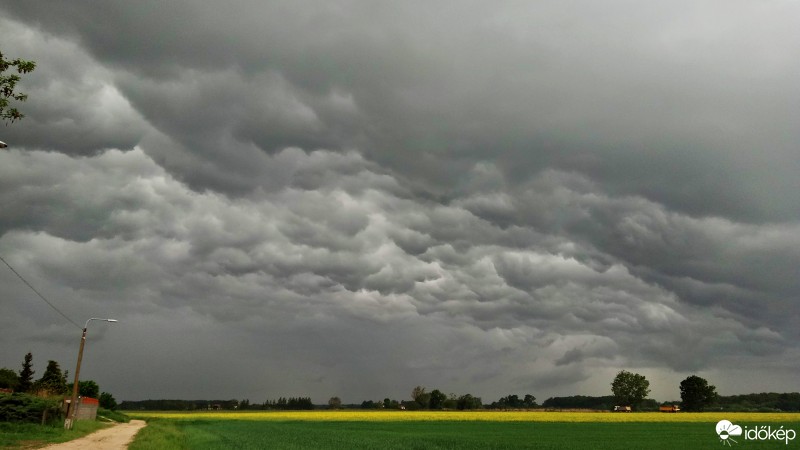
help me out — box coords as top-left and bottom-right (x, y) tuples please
(40, 420), (146, 450)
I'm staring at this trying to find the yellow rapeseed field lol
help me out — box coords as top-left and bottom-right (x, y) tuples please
(128, 410), (800, 423)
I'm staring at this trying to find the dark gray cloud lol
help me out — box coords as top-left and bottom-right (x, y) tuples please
(1, 1), (798, 403)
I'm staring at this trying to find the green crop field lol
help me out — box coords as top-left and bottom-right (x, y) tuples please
(127, 411), (800, 449)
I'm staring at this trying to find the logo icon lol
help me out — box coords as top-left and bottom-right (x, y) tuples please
(716, 420), (743, 446)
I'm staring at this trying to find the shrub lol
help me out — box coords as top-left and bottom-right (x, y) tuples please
(0, 392), (63, 424)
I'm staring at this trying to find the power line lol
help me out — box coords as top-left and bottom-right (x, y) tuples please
(0, 254), (81, 330)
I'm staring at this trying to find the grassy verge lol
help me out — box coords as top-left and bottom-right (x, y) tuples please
(98, 408), (131, 423)
(127, 418), (188, 450)
(128, 417), (800, 449)
(0, 420), (109, 449)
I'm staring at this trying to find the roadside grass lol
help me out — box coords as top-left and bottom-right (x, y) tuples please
(127, 411), (800, 449)
(0, 420), (109, 449)
(126, 418), (188, 450)
(98, 408), (131, 423)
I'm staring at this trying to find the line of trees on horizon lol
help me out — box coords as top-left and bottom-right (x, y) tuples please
(8, 356), (799, 413)
(116, 389), (800, 413)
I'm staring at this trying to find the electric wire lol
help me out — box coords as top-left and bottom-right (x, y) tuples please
(0, 254), (82, 330)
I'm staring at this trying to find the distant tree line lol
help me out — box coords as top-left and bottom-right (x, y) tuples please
(9, 357), (792, 413)
(120, 397), (315, 411)
(540, 392), (800, 412)
(119, 381), (799, 412)
(716, 393), (800, 412)
(542, 395), (660, 411)
(262, 397), (314, 410)
(486, 394), (538, 410)
(357, 388), (534, 411)
(119, 399), (242, 411)
(396, 386), (485, 410)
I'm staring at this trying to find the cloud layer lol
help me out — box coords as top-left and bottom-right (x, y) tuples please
(1, 1), (798, 403)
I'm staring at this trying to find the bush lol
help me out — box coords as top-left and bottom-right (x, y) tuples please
(0, 392), (63, 424)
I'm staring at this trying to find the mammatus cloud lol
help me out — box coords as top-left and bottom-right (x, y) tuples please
(1, 1), (798, 402)
(2, 147), (795, 401)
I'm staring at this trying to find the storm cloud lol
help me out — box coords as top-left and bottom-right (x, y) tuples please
(1, 1), (798, 403)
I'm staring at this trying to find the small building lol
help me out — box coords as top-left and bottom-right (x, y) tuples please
(64, 397), (99, 421)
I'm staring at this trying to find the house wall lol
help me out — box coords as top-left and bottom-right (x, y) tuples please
(64, 396), (99, 421)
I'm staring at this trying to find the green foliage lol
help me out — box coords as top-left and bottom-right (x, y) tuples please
(680, 375), (717, 412)
(120, 399), (222, 411)
(0, 368), (19, 390)
(100, 391), (118, 410)
(401, 400), (422, 410)
(97, 407), (130, 423)
(411, 386), (429, 408)
(0, 51), (36, 124)
(360, 399), (381, 409)
(636, 398), (661, 411)
(264, 397), (314, 410)
(716, 392), (800, 412)
(488, 394), (537, 409)
(34, 360), (68, 395)
(442, 394), (458, 410)
(18, 352), (35, 393)
(0, 392), (63, 424)
(611, 370), (650, 409)
(76, 380), (100, 399)
(428, 389), (446, 410)
(542, 395), (617, 410)
(456, 394), (482, 410)
(328, 396), (342, 409)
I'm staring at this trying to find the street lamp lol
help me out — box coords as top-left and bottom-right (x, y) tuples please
(64, 318), (117, 429)
(0, 140), (8, 148)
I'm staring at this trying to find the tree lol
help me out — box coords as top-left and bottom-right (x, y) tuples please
(328, 396), (342, 409)
(0, 368), (19, 390)
(488, 393), (538, 409)
(0, 51), (36, 124)
(429, 389), (447, 410)
(99, 391), (118, 410)
(35, 360), (68, 395)
(456, 394), (482, 410)
(17, 352), (35, 393)
(73, 380), (100, 398)
(611, 370), (650, 409)
(443, 393), (458, 410)
(680, 375), (717, 412)
(411, 386), (430, 408)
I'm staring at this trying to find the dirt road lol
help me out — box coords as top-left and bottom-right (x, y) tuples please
(41, 420), (147, 450)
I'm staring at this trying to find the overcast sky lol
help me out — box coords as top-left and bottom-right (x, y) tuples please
(1, 1), (798, 404)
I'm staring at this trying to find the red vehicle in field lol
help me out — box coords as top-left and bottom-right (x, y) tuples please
(659, 405), (680, 412)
